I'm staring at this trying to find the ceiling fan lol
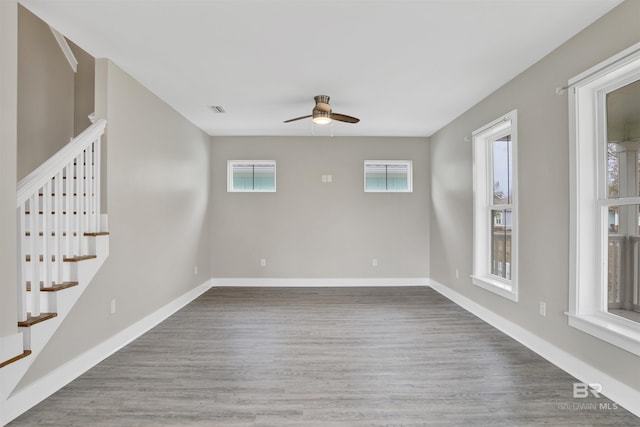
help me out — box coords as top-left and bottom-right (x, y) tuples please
(284, 95), (360, 125)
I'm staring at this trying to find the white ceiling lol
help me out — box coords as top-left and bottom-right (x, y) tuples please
(20, 0), (623, 137)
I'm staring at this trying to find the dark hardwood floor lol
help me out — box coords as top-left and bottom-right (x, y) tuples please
(9, 287), (640, 426)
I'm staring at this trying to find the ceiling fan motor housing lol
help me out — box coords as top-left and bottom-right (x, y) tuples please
(314, 95), (331, 113)
(283, 95), (359, 124)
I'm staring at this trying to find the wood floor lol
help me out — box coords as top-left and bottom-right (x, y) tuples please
(9, 287), (640, 426)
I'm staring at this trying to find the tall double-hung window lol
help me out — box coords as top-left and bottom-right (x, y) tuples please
(568, 41), (640, 356)
(471, 110), (518, 301)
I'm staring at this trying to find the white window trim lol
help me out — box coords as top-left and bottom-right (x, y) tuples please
(471, 110), (518, 302)
(364, 160), (413, 193)
(227, 160), (276, 192)
(568, 41), (640, 357)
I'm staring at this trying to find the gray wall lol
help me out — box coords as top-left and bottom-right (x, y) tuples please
(17, 59), (212, 389)
(17, 5), (74, 180)
(211, 136), (429, 278)
(429, 0), (640, 393)
(70, 40), (95, 136)
(0, 0), (18, 339)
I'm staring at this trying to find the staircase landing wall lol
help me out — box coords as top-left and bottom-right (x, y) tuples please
(0, 0), (18, 340)
(17, 5), (74, 181)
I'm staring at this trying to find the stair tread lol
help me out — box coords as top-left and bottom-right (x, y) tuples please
(0, 350), (32, 369)
(84, 231), (110, 236)
(25, 254), (97, 262)
(64, 255), (97, 262)
(18, 312), (57, 327)
(26, 281), (79, 292)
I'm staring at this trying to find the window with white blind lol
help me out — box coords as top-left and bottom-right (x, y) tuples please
(364, 160), (412, 192)
(471, 110), (518, 302)
(227, 160), (276, 192)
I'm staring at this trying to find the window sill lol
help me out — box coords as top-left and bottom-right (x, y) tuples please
(228, 189), (276, 193)
(471, 275), (518, 302)
(566, 312), (640, 357)
(364, 190), (413, 193)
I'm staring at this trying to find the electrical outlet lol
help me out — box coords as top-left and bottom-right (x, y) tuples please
(260, 258), (267, 267)
(539, 301), (546, 317)
(455, 269), (459, 279)
(110, 299), (116, 315)
(372, 258), (378, 267)
(327, 174), (333, 183)
(194, 265), (198, 275)
(322, 175), (327, 183)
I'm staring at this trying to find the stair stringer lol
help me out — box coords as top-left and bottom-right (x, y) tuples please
(0, 234), (109, 424)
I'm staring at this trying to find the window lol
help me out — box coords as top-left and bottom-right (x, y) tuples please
(569, 41), (640, 356)
(364, 160), (412, 192)
(227, 160), (276, 192)
(471, 110), (518, 301)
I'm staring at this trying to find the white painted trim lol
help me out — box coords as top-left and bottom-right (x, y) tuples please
(212, 277), (430, 287)
(48, 26), (77, 73)
(471, 275), (518, 302)
(16, 119), (106, 207)
(428, 279), (640, 419)
(568, 45), (640, 355)
(471, 110), (519, 302)
(567, 312), (640, 357)
(3, 279), (213, 425)
(568, 40), (640, 88)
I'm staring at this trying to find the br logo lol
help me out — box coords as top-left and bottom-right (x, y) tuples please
(573, 383), (602, 398)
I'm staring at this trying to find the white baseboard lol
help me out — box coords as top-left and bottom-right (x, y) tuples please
(212, 277), (430, 287)
(3, 279), (213, 425)
(428, 278), (640, 419)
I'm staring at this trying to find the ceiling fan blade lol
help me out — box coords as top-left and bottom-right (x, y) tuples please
(283, 114), (312, 123)
(331, 113), (360, 123)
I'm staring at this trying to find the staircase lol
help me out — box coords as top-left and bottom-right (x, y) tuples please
(0, 119), (109, 418)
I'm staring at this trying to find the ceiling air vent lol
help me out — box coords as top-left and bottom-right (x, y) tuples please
(209, 105), (226, 114)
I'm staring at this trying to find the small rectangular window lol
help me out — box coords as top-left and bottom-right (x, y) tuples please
(364, 160), (412, 192)
(227, 160), (276, 192)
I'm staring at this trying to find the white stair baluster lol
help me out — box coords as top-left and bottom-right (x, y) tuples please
(95, 138), (101, 232)
(74, 155), (81, 256)
(64, 162), (72, 258)
(28, 194), (40, 317)
(41, 181), (50, 289)
(82, 148), (88, 239)
(17, 205), (27, 322)
(54, 172), (63, 284)
(90, 142), (96, 232)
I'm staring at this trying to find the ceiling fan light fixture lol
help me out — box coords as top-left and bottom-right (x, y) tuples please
(284, 95), (359, 125)
(313, 116), (332, 125)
